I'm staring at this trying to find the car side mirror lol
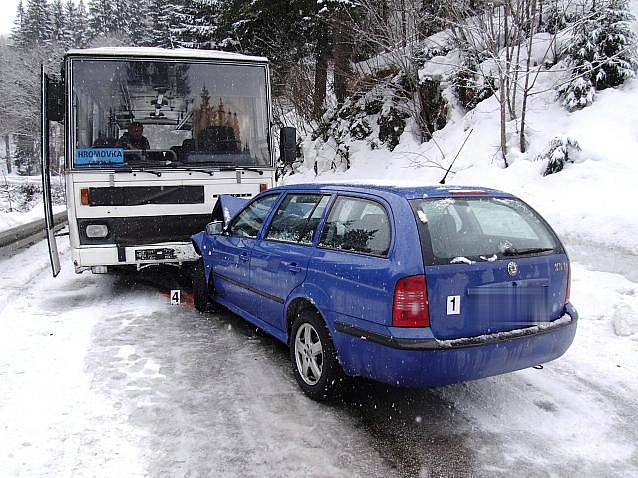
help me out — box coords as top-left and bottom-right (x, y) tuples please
(206, 220), (225, 235)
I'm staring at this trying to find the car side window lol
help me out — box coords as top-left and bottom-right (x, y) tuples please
(266, 194), (331, 245)
(229, 194), (279, 238)
(319, 196), (391, 256)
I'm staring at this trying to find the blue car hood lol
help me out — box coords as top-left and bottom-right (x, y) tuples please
(211, 194), (248, 226)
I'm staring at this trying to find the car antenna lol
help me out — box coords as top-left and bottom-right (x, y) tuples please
(439, 128), (473, 184)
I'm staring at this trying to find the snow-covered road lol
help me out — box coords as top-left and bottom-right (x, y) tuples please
(0, 239), (636, 477)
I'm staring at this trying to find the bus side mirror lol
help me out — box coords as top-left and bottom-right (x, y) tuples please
(206, 221), (225, 235)
(47, 75), (64, 123)
(279, 127), (297, 165)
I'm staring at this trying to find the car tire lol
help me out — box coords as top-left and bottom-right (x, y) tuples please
(192, 258), (209, 312)
(290, 308), (344, 401)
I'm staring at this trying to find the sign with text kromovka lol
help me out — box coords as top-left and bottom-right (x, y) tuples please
(76, 148), (124, 166)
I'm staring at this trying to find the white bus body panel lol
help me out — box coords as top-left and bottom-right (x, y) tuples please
(66, 169), (274, 272)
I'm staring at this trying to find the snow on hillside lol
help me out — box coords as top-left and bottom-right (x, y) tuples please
(288, 30), (638, 256)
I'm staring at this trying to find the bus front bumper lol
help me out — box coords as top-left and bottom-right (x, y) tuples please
(71, 242), (199, 273)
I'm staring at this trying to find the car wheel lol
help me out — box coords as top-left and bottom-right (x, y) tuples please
(290, 308), (344, 401)
(192, 259), (208, 312)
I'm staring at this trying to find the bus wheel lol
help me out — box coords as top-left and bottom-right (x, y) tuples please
(192, 259), (208, 312)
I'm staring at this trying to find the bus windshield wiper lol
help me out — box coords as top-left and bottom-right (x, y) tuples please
(219, 166), (264, 175)
(166, 161), (214, 176)
(114, 167), (162, 177)
(502, 247), (554, 256)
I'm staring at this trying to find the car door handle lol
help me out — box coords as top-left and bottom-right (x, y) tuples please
(239, 252), (250, 262)
(283, 261), (301, 273)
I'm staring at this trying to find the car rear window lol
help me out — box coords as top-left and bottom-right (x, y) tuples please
(319, 196), (391, 256)
(410, 197), (559, 264)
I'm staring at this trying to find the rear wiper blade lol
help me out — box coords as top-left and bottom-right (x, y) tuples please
(114, 167), (162, 177)
(502, 247), (554, 256)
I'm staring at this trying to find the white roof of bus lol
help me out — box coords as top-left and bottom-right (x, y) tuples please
(65, 47), (268, 63)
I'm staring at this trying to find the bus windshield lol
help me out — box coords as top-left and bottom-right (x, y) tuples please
(71, 58), (271, 169)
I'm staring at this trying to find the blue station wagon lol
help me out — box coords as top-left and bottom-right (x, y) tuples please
(191, 184), (578, 400)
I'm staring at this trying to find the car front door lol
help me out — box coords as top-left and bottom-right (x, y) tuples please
(248, 193), (332, 329)
(211, 193), (279, 314)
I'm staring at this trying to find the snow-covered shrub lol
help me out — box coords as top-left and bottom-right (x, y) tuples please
(559, 0), (638, 111)
(377, 105), (409, 150)
(544, 1), (573, 34)
(594, 0), (638, 90)
(350, 118), (372, 140)
(413, 44), (452, 70)
(450, 61), (496, 110)
(418, 77), (448, 141)
(536, 136), (581, 175)
(0, 181), (65, 213)
(558, 75), (596, 110)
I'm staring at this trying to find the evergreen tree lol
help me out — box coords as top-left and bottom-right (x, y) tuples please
(175, 0), (221, 48)
(63, 0), (77, 47)
(50, 0), (66, 43)
(23, 0), (53, 46)
(9, 1), (27, 48)
(560, 0), (637, 110)
(88, 0), (116, 37)
(147, 0), (178, 47)
(594, 0), (638, 89)
(75, 0), (91, 47)
(127, 0), (152, 45)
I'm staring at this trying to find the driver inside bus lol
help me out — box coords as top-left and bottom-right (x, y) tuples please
(116, 122), (150, 150)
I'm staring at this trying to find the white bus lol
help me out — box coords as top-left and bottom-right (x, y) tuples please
(41, 47), (295, 276)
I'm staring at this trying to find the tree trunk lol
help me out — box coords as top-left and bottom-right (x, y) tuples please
(4, 135), (11, 174)
(500, 78), (509, 167)
(401, 0), (407, 47)
(333, 20), (352, 107)
(313, 48), (329, 120)
(520, 0), (538, 153)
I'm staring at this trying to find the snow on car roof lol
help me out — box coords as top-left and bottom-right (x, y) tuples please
(65, 47), (268, 63)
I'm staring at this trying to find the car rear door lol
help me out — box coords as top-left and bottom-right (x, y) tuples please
(211, 193), (279, 313)
(248, 193), (332, 329)
(411, 195), (569, 340)
(309, 195), (397, 323)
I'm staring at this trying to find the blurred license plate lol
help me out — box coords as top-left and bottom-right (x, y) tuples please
(135, 248), (176, 261)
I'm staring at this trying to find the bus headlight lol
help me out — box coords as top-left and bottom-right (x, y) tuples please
(85, 224), (109, 238)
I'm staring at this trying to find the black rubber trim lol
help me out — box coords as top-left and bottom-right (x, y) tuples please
(335, 311), (577, 351)
(117, 245), (126, 262)
(88, 186), (204, 206)
(211, 270), (284, 304)
(78, 214), (210, 246)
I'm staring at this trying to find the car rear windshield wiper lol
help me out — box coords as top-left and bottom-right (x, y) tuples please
(113, 167), (162, 177)
(502, 247), (554, 256)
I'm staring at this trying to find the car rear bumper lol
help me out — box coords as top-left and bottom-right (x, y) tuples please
(332, 303), (578, 387)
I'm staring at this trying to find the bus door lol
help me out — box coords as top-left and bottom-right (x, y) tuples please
(40, 66), (64, 277)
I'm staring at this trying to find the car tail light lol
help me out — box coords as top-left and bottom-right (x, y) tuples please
(259, 183), (268, 192)
(80, 188), (89, 205)
(392, 275), (430, 327)
(565, 263), (571, 304)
